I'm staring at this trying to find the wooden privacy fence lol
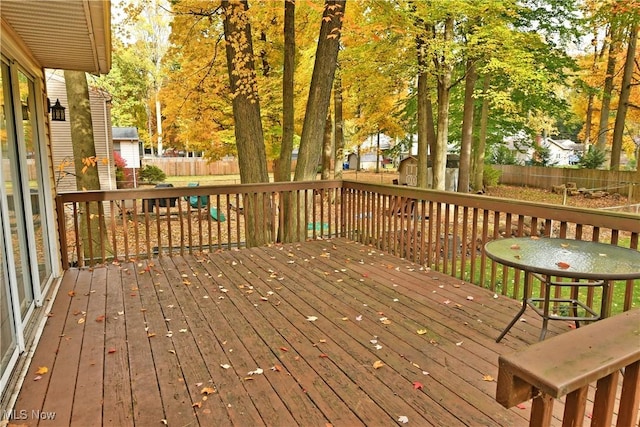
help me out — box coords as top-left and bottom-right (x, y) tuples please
(494, 165), (639, 200)
(142, 157), (241, 176)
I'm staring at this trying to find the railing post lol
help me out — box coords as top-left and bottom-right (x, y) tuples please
(56, 195), (69, 270)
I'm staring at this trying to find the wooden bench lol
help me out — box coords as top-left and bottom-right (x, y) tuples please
(496, 309), (640, 427)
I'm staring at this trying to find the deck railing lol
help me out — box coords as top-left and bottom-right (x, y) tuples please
(56, 179), (640, 425)
(57, 179), (639, 315)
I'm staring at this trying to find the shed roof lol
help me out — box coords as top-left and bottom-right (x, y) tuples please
(113, 127), (139, 141)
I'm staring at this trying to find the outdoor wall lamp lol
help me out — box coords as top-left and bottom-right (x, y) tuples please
(48, 98), (66, 121)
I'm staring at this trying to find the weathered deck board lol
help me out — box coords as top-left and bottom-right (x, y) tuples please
(13, 238), (593, 426)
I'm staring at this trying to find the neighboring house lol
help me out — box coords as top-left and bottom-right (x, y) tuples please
(112, 126), (142, 186)
(503, 134), (585, 166)
(542, 138), (584, 166)
(0, 1), (110, 402)
(47, 71), (116, 192)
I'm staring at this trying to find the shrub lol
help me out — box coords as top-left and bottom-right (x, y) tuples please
(138, 165), (167, 183)
(483, 164), (502, 189)
(578, 147), (607, 169)
(113, 151), (132, 189)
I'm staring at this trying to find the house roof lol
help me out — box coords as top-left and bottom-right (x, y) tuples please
(1, 0), (111, 74)
(113, 127), (139, 141)
(546, 138), (584, 151)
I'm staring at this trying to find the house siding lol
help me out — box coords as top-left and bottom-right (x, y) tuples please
(46, 74), (116, 193)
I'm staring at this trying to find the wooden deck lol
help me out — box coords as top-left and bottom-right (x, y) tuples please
(15, 238), (581, 426)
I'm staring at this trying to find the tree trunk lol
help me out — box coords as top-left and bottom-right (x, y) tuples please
(276, 0), (297, 243)
(432, 16), (453, 191)
(294, 0), (345, 182)
(610, 24), (637, 170)
(415, 25), (435, 189)
(222, 0), (270, 247)
(333, 70), (344, 180)
(321, 111), (332, 179)
(596, 23), (620, 153)
(155, 94), (163, 155)
(471, 74), (490, 192)
(458, 58), (476, 193)
(65, 70), (107, 264)
(275, 0), (296, 183)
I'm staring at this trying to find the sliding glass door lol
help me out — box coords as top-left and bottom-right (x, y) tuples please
(0, 56), (54, 391)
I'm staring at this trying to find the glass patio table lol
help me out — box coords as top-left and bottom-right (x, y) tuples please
(484, 237), (640, 342)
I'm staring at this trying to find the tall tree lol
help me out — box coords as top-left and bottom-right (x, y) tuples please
(274, 0), (296, 182)
(222, 0), (269, 184)
(595, 21), (621, 152)
(458, 58), (476, 193)
(294, 0), (345, 181)
(610, 23), (638, 170)
(65, 70), (106, 263)
(333, 70), (344, 180)
(222, 0), (270, 247)
(471, 74), (490, 192)
(432, 16), (454, 191)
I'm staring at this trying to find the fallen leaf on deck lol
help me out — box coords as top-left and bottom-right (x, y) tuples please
(77, 318), (85, 324)
(68, 290), (75, 297)
(271, 365), (282, 372)
(201, 387), (216, 395)
(560, 243), (570, 248)
(247, 368), (264, 375)
(192, 402), (202, 408)
(341, 317), (349, 321)
(416, 329), (428, 335)
(413, 381), (424, 390)
(482, 375), (495, 382)
(516, 403), (527, 410)
(108, 348), (116, 354)
(510, 244), (520, 250)
(280, 347), (289, 352)
(319, 354), (329, 358)
(220, 364), (231, 370)
(355, 315), (363, 321)
(398, 415), (409, 423)
(147, 333), (156, 338)
(372, 360), (385, 369)
(556, 261), (570, 269)
(36, 366), (48, 375)
(456, 341), (463, 346)
(374, 344), (383, 350)
(306, 316), (318, 322)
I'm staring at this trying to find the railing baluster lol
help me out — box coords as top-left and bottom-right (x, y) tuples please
(617, 360), (640, 427)
(592, 372), (619, 427)
(530, 390), (554, 427)
(562, 386), (588, 427)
